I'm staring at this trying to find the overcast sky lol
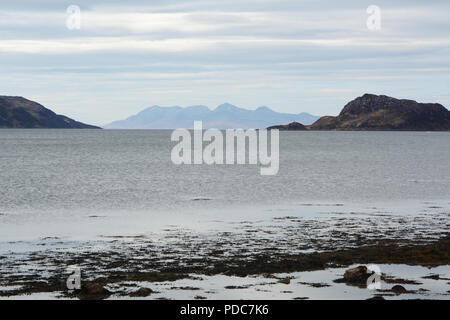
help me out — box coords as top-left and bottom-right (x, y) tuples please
(1, 0), (449, 125)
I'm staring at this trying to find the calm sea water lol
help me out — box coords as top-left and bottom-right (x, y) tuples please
(0, 129), (449, 240)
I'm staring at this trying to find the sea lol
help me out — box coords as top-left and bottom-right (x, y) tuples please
(0, 129), (449, 299)
(0, 129), (449, 241)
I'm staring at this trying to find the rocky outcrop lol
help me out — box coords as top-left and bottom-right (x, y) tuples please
(343, 266), (369, 283)
(0, 96), (100, 128)
(309, 94), (450, 131)
(77, 282), (111, 300)
(334, 265), (373, 288)
(267, 121), (307, 130)
(391, 285), (408, 294)
(129, 287), (153, 297)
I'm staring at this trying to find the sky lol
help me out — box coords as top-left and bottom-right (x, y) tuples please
(1, 0), (449, 126)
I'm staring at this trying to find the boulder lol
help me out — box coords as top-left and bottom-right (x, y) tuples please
(391, 285), (408, 294)
(278, 278), (291, 284)
(343, 266), (369, 283)
(130, 287), (153, 297)
(78, 282), (111, 300)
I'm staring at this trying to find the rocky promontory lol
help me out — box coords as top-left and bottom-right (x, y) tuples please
(269, 94), (450, 131)
(0, 96), (100, 129)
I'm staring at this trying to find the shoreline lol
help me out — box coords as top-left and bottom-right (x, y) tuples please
(1, 235), (448, 299)
(1, 208), (448, 299)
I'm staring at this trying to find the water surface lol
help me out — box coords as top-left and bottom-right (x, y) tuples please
(1, 129), (449, 240)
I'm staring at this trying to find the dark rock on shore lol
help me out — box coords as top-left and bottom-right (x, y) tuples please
(77, 282), (111, 300)
(391, 285), (408, 294)
(267, 121), (307, 130)
(297, 281), (330, 288)
(343, 266), (369, 283)
(129, 287), (153, 297)
(0, 96), (100, 128)
(382, 276), (422, 285)
(309, 94), (450, 131)
(422, 274), (450, 281)
(125, 271), (187, 282)
(334, 265), (371, 287)
(278, 277), (291, 284)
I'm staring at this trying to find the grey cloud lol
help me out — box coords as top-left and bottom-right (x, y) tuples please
(0, 0), (449, 124)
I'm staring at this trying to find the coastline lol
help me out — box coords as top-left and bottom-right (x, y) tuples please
(1, 202), (448, 300)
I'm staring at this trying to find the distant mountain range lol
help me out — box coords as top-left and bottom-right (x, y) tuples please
(104, 103), (319, 129)
(269, 94), (450, 131)
(0, 96), (99, 129)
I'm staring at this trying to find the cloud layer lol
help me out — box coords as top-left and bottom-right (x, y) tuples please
(1, 0), (449, 125)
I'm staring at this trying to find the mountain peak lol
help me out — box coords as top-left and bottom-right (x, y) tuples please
(256, 106), (273, 112)
(215, 103), (239, 111)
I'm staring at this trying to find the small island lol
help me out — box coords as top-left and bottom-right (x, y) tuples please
(267, 121), (307, 130)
